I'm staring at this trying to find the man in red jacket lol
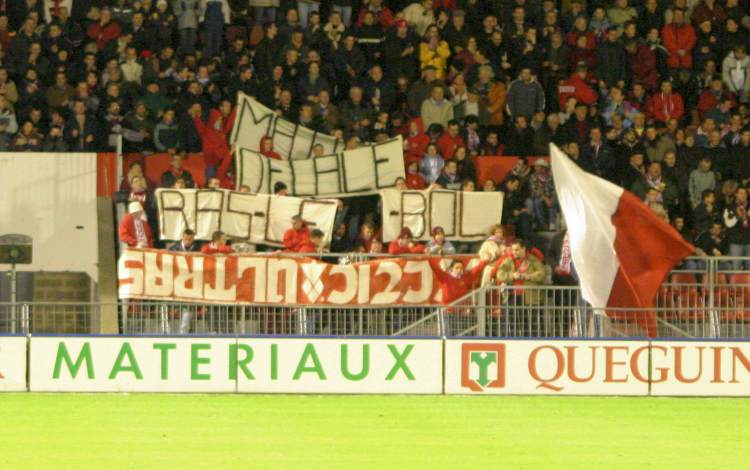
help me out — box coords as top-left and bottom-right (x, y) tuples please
(86, 7), (121, 51)
(118, 201), (154, 248)
(436, 120), (466, 160)
(193, 100), (236, 180)
(283, 216), (311, 252)
(648, 80), (685, 122)
(201, 231), (234, 254)
(661, 9), (696, 70)
(557, 63), (598, 108)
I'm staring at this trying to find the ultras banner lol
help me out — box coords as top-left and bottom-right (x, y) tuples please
(230, 93), (344, 160)
(118, 249), (481, 305)
(235, 137), (406, 198)
(380, 189), (504, 242)
(155, 188), (338, 245)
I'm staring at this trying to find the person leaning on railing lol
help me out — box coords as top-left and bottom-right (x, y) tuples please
(494, 240), (547, 336)
(494, 240), (547, 304)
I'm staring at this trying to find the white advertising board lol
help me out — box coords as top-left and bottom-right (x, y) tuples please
(444, 339), (651, 395)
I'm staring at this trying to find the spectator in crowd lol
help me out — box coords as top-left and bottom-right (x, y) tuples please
(161, 153), (195, 188)
(420, 142), (444, 185)
(495, 240), (547, 326)
(724, 186), (750, 269)
(283, 215), (311, 252)
(428, 255), (488, 305)
(435, 159), (461, 190)
(425, 226), (455, 255)
(169, 229), (201, 252)
(689, 157), (717, 208)
(299, 228), (325, 253)
(201, 230), (234, 254)
(119, 201), (154, 248)
(388, 227), (425, 255)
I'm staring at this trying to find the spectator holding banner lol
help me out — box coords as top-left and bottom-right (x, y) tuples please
(283, 215), (312, 252)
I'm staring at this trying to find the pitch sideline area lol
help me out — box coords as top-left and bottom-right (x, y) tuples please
(0, 395), (747, 468)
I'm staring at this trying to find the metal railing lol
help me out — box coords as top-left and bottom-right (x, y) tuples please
(2, 257), (750, 338)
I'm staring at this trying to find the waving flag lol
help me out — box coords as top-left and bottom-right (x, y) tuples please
(550, 144), (694, 337)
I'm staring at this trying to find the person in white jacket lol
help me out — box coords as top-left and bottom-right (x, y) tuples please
(722, 46), (750, 103)
(402, 0), (435, 37)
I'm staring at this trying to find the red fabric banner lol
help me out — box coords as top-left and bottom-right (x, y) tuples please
(118, 249), (481, 306)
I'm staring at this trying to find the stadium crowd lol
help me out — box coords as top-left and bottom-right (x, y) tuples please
(4, 0), (750, 281)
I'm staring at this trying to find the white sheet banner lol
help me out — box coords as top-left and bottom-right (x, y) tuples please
(236, 137), (405, 198)
(156, 188), (338, 244)
(0, 337), (27, 391)
(231, 93), (344, 160)
(380, 189), (504, 242)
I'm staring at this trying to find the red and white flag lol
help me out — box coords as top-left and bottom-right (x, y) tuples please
(550, 144), (694, 337)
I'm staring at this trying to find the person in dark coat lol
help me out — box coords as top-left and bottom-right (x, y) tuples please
(596, 27), (628, 88)
(580, 127), (616, 181)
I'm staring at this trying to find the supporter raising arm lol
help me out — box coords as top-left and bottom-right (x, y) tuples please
(193, 99), (236, 180)
(429, 256), (488, 305)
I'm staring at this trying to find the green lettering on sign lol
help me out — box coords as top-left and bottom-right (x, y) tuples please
(341, 344), (370, 381)
(470, 351), (497, 388)
(385, 344), (415, 380)
(153, 343), (176, 380)
(109, 342), (143, 380)
(53, 342), (95, 379)
(191, 344), (211, 380)
(229, 344), (254, 380)
(293, 344), (327, 380)
(271, 344), (278, 380)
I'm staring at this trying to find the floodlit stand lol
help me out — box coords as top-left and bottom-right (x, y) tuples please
(0, 234), (32, 333)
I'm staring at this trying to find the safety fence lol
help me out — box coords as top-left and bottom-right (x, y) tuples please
(2, 257), (750, 338)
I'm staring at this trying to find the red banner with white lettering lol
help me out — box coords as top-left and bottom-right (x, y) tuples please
(118, 249), (479, 305)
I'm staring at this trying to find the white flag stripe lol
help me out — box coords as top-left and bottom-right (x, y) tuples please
(550, 144), (624, 309)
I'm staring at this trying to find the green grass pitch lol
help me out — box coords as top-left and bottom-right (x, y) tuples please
(1, 394), (748, 469)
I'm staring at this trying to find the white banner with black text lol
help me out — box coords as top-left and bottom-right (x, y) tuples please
(380, 189), (504, 242)
(230, 93), (344, 160)
(155, 188), (338, 245)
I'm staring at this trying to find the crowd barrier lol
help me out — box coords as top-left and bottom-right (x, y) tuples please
(1, 336), (748, 396)
(3, 258), (750, 339)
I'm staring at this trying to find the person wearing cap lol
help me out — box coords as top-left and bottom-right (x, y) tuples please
(118, 201), (154, 248)
(383, 18), (419, 80)
(388, 227), (426, 255)
(426, 226), (456, 255)
(283, 215), (312, 252)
